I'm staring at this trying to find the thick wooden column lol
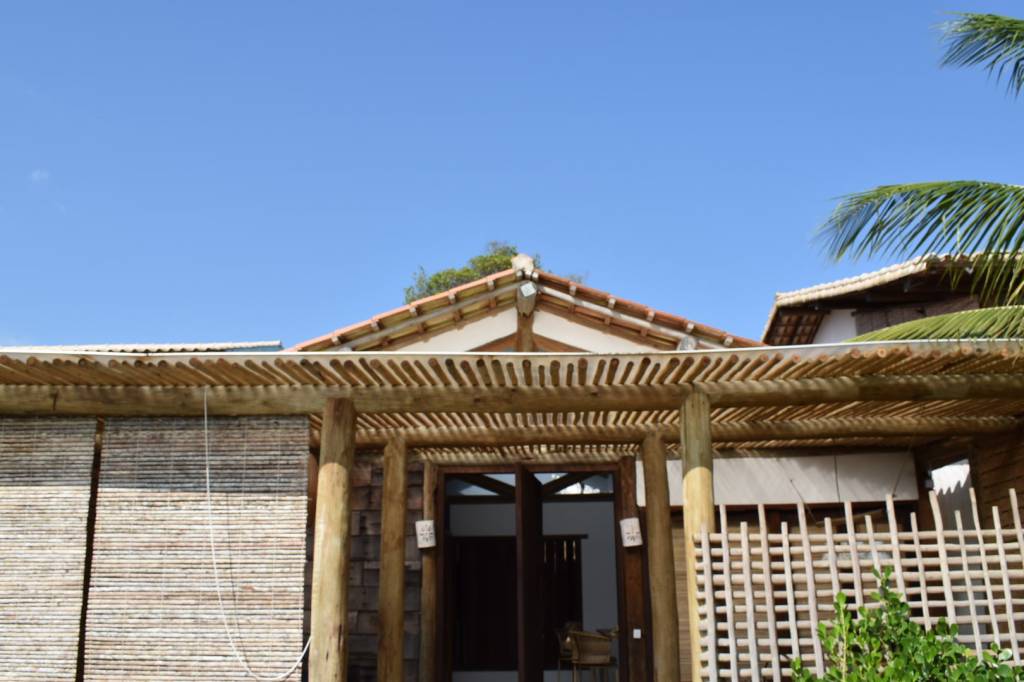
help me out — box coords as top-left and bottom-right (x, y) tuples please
(310, 398), (356, 682)
(418, 463), (438, 682)
(378, 437), (408, 681)
(516, 464), (544, 682)
(681, 389), (714, 682)
(615, 455), (648, 682)
(641, 432), (681, 682)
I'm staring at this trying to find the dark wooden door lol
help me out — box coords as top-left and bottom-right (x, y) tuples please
(516, 465), (544, 682)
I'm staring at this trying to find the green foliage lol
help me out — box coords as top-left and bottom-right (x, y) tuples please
(819, 182), (1024, 316)
(403, 242), (540, 304)
(942, 13), (1024, 97)
(791, 571), (1022, 681)
(851, 306), (1024, 341)
(817, 12), (1024, 341)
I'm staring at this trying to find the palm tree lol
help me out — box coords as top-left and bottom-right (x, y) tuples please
(820, 14), (1024, 340)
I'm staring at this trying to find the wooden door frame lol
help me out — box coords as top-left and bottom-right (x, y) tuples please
(435, 462), (645, 681)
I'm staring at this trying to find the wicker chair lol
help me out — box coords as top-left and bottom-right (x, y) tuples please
(567, 629), (618, 682)
(556, 621), (582, 682)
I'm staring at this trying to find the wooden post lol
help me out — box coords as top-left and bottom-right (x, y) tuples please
(378, 437), (408, 681)
(641, 432), (681, 682)
(419, 463), (438, 682)
(310, 398), (356, 682)
(616, 455), (648, 682)
(682, 389), (714, 682)
(515, 282), (538, 352)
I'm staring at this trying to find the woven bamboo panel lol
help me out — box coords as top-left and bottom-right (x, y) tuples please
(694, 489), (1024, 680)
(83, 416), (308, 681)
(0, 417), (96, 680)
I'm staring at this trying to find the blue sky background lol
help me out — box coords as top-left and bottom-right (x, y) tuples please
(3, 1), (1022, 347)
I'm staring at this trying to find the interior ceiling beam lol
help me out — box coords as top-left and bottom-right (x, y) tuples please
(450, 473), (515, 497)
(0, 372), (1023, 416)
(541, 471), (593, 496)
(354, 416), (1017, 448)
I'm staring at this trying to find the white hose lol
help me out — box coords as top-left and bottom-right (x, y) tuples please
(204, 388), (311, 680)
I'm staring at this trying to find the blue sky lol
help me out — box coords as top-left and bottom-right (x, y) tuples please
(3, 1), (1022, 346)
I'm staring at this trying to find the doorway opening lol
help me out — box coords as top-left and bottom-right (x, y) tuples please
(440, 466), (625, 682)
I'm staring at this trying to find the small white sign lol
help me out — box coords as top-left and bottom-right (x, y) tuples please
(415, 520), (436, 549)
(619, 517), (642, 547)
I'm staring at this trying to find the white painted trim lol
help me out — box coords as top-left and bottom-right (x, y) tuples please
(335, 280), (523, 350)
(536, 285), (708, 348)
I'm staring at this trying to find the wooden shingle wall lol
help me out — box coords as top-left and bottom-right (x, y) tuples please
(672, 520), (693, 681)
(344, 456), (424, 682)
(970, 427), (1024, 528)
(82, 417), (308, 681)
(0, 417), (96, 681)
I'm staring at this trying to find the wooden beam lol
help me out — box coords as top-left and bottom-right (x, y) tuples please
(419, 463), (438, 682)
(640, 432), (681, 682)
(540, 471), (592, 496)
(354, 416), (1019, 448)
(451, 473), (515, 497)
(378, 437), (407, 682)
(515, 282), (537, 352)
(681, 390), (714, 682)
(0, 384), (686, 415)
(699, 373), (1024, 407)
(310, 398), (356, 682)
(3, 373), (1024, 416)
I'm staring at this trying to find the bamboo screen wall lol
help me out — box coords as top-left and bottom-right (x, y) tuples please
(0, 417), (96, 680)
(82, 416), (309, 681)
(694, 489), (1024, 681)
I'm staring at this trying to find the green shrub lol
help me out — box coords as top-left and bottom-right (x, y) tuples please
(791, 571), (1021, 681)
(404, 241), (536, 303)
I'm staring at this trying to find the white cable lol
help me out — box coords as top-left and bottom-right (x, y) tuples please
(204, 388), (311, 681)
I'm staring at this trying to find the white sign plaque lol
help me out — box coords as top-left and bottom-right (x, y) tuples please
(619, 517), (642, 547)
(415, 520), (436, 549)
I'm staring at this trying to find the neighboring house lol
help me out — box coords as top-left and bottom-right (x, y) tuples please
(763, 255), (981, 345)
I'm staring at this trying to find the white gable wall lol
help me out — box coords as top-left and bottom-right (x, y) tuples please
(392, 307), (663, 353)
(532, 309), (661, 352)
(813, 309), (857, 344)
(393, 307), (517, 351)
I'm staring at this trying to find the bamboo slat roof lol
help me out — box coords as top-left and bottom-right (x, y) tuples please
(1, 340), (1022, 461)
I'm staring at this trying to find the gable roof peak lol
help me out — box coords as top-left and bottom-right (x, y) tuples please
(511, 253), (535, 276)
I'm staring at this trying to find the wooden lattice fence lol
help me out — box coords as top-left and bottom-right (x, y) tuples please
(694, 489), (1024, 680)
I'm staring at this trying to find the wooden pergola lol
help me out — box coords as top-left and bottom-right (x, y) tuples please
(2, 340), (1024, 682)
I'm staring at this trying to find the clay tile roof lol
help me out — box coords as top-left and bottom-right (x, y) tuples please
(291, 263), (760, 352)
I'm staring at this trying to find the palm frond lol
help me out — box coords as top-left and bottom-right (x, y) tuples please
(942, 13), (1024, 96)
(819, 181), (1024, 307)
(849, 305), (1024, 341)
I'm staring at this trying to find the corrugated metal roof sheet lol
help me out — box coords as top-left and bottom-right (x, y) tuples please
(0, 341), (284, 354)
